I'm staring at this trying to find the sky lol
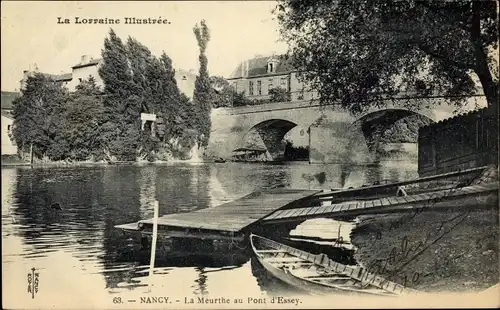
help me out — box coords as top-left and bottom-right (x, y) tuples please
(1, 1), (288, 91)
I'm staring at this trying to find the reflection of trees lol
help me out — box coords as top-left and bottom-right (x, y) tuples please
(139, 166), (157, 218)
(154, 164), (212, 213)
(101, 166), (142, 288)
(13, 167), (105, 250)
(193, 267), (208, 296)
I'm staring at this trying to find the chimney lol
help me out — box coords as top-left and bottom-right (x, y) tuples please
(80, 55), (91, 64)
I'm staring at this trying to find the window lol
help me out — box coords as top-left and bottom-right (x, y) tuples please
(268, 78), (273, 90)
(249, 81), (254, 95)
(257, 80), (262, 95)
(268, 63), (274, 73)
(78, 78), (83, 82)
(280, 77), (287, 86)
(7, 125), (11, 131)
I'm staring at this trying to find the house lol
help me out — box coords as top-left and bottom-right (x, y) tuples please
(1, 91), (20, 155)
(227, 54), (318, 102)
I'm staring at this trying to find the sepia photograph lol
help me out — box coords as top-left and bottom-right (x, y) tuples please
(1, 0), (499, 309)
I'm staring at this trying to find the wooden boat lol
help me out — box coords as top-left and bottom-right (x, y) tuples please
(250, 234), (414, 296)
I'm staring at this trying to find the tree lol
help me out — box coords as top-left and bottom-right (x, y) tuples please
(11, 73), (68, 160)
(210, 76), (234, 108)
(232, 91), (251, 107)
(192, 20), (212, 147)
(269, 87), (291, 102)
(63, 76), (105, 161)
(99, 29), (142, 160)
(275, 1), (499, 113)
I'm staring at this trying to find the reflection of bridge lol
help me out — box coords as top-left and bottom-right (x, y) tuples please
(205, 97), (481, 163)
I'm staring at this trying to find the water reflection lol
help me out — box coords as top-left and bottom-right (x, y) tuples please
(2, 161), (419, 303)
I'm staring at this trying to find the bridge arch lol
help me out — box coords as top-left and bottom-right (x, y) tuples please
(238, 118), (310, 161)
(348, 108), (435, 161)
(349, 108), (436, 129)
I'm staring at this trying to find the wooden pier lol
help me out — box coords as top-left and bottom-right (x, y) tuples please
(262, 182), (498, 225)
(115, 188), (321, 240)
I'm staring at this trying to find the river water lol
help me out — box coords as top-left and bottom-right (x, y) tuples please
(2, 161), (418, 308)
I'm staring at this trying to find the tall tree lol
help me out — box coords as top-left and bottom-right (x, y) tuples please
(63, 76), (105, 161)
(11, 73), (68, 160)
(275, 1), (499, 114)
(99, 29), (141, 160)
(192, 20), (212, 147)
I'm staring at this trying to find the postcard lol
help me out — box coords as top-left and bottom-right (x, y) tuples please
(1, 1), (498, 309)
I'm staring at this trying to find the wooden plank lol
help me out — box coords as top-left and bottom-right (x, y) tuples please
(264, 210), (286, 220)
(288, 208), (306, 218)
(324, 204), (338, 214)
(380, 198), (391, 207)
(331, 204), (343, 213)
(387, 197), (400, 205)
(274, 209), (291, 219)
(312, 204), (330, 215)
(279, 208), (300, 219)
(394, 197), (407, 204)
(293, 207), (310, 218)
(345, 203), (355, 211)
(364, 201), (374, 209)
(304, 207), (320, 216)
(403, 195), (417, 203)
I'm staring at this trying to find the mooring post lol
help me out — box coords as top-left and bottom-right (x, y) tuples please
(149, 200), (159, 278)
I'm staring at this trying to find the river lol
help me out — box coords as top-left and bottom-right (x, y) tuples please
(2, 161), (418, 308)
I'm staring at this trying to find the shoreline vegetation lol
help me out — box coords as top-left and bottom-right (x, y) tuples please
(350, 209), (498, 292)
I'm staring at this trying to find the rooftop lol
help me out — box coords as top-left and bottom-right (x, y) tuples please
(71, 58), (101, 69)
(228, 54), (294, 79)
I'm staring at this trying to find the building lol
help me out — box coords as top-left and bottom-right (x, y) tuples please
(227, 54), (318, 102)
(1, 91), (20, 155)
(20, 55), (197, 97)
(175, 69), (197, 99)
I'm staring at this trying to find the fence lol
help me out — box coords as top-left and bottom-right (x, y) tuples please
(418, 107), (498, 176)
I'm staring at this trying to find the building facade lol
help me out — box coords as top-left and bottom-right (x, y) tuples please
(1, 91), (20, 155)
(227, 55), (318, 102)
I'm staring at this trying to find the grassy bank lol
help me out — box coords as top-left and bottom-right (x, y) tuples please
(350, 208), (498, 292)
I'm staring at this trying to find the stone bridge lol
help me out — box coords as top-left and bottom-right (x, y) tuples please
(205, 97), (478, 164)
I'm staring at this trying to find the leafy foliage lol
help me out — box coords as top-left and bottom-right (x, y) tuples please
(269, 87), (291, 102)
(275, 0), (499, 113)
(210, 76), (234, 108)
(192, 20), (212, 147)
(99, 29), (141, 160)
(12, 73), (69, 160)
(232, 91), (252, 107)
(63, 77), (105, 160)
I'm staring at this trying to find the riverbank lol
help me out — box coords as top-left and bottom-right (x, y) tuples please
(350, 208), (498, 292)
